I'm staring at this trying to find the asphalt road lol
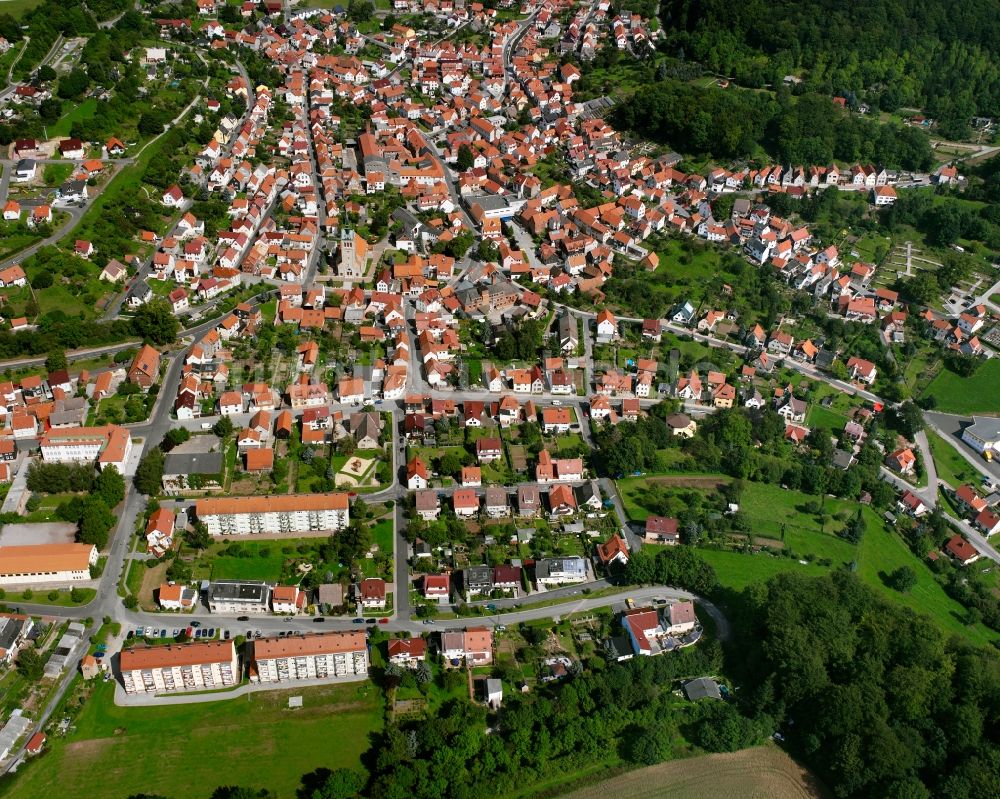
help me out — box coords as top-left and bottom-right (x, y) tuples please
(925, 411), (1000, 483)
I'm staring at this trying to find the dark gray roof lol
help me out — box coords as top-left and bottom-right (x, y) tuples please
(164, 451), (224, 475)
(464, 566), (493, 588)
(0, 616), (27, 653)
(684, 677), (722, 701)
(208, 581), (270, 602)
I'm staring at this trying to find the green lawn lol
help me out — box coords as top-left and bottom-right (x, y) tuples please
(697, 548), (830, 591)
(805, 404), (848, 434)
(621, 477), (859, 564)
(49, 98), (98, 138)
(210, 544), (286, 581)
(926, 428), (981, 489)
(855, 510), (995, 645)
(0, 0), (44, 17)
(922, 359), (1000, 415)
(71, 117), (187, 244)
(42, 163), (73, 187)
(2, 587), (95, 607)
(700, 508), (995, 645)
(6, 680), (382, 799)
(372, 517), (393, 557)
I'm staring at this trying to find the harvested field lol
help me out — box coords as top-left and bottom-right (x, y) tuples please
(556, 747), (827, 799)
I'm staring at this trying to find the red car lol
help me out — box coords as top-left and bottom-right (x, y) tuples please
(378, 618), (389, 624)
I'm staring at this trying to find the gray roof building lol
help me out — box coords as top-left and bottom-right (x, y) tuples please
(683, 677), (722, 701)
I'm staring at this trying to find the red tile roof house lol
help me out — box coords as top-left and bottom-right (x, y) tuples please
(885, 447), (916, 474)
(975, 509), (1000, 537)
(596, 534), (629, 567)
(897, 490), (928, 517)
(423, 573), (451, 602)
(954, 484), (988, 517)
(644, 516), (679, 545)
(453, 488), (480, 518)
(945, 535), (980, 567)
(475, 436), (503, 463)
(25, 732), (45, 755)
(388, 637), (427, 667)
(356, 577), (387, 610)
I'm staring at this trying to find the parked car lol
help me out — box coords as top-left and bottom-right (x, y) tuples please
(185, 627), (194, 637)
(378, 618), (389, 624)
(365, 618), (376, 624)
(207, 628), (215, 637)
(237, 616), (249, 621)
(352, 618), (365, 624)
(313, 617), (326, 623)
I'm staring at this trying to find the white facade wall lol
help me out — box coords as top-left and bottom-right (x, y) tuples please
(254, 648), (368, 683)
(121, 653), (239, 694)
(40, 441), (103, 464)
(202, 507), (349, 536)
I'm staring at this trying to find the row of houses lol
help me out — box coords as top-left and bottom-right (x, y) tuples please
(119, 625), (498, 694)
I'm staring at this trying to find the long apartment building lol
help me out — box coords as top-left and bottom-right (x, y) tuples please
(119, 641), (239, 694)
(195, 494), (350, 536)
(39, 424), (133, 472)
(250, 631), (368, 684)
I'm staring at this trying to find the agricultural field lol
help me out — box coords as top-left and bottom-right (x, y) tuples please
(6, 680), (382, 799)
(557, 746), (828, 799)
(922, 359), (1000, 415)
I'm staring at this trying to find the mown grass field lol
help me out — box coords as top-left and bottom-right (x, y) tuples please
(854, 514), (994, 645)
(696, 548), (829, 591)
(922, 359), (1000, 415)
(926, 428), (982, 489)
(6, 680), (382, 799)
(48, 98), (98, 138)
(618, 473), (996, 644)
(208, 544), (286, 581)
(557, 746), (828, 799)
(0, 0), (44, 18)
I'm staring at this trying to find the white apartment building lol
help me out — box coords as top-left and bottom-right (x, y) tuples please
(206, 581), (271, 614)
(120, 641), (239, 694)
(195, 494), (350, 536)
(251, 631), (368, 683)
(39, 425), (133, 472)
(0, 543), (97, 586)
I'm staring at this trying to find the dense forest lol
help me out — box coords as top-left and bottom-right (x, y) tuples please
(660, 0), (1000, 137)
(610, 79), (934, 169)
(739, 571), (1000, 798)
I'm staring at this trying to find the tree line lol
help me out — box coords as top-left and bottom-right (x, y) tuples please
(661, 0), (1000, 136)
(737, 570), (1000, 798)
(610, 78), (934, 170)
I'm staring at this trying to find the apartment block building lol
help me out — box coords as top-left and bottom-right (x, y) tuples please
(195, 494), (350, 536)
(250, 631), (368, 684)
(39, 425), (133, 472)
(119, 641), (239, 694)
